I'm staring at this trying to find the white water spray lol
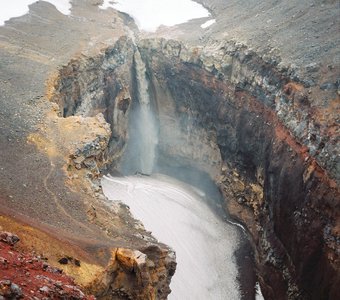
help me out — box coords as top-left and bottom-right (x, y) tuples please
(134, 50), (158, 174)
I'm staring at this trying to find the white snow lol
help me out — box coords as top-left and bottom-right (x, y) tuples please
(100, 0), (210, 32)
(201, 18), (216, 29)
(1, 0), (211, 31)
(43, 0), (71, 15)
(102, 174), (241, 300)
(256, 282), (265, 300)
(0, 0), (72, 26)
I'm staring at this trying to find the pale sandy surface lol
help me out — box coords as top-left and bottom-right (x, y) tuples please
(102, 174), (241, 300)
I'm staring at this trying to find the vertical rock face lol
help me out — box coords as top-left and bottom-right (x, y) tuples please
(48, 37), (137, 170)
(136, 38), (340, 299)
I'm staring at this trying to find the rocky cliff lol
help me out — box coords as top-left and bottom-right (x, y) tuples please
(136, 38), (339, 299)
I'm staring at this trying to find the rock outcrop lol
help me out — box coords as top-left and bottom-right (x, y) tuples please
(90, 247), (176, 300)
(48, 37), (137, 171)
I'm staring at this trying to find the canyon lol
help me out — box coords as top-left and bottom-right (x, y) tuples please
(0, 0), (339, 299)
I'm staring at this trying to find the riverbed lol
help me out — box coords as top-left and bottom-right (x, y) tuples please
(102, 174), (241, 300)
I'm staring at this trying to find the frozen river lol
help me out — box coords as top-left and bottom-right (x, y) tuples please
(102, 174), (241, 300)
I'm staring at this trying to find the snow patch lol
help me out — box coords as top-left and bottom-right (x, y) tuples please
(201, 19), (216, 29)
(100, 0), (210, 32)
(255, 282), (265, 300)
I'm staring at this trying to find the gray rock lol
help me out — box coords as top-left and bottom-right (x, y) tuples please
(0, 231), (20, 245)
(39, 286), (50, 293)
(10, 283), (23, 298)
(0, 280), (23, 299)
(320, 82), (335, 90)
(305, 62), (319, 73)
(58, 257), (69, 264)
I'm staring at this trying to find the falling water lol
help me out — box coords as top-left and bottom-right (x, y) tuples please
(133, 50), (158, 174)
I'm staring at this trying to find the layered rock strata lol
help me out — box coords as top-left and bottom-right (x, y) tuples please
(136, 38), (339, 299)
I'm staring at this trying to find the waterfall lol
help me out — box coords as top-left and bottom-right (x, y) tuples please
(133, 50), (158, 174)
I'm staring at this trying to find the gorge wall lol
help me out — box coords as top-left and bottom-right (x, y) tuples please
(137, 38), (340, 299)
(48, 34), (339, 299)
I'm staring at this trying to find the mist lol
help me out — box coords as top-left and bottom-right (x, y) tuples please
(120, 50), (159, 175)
